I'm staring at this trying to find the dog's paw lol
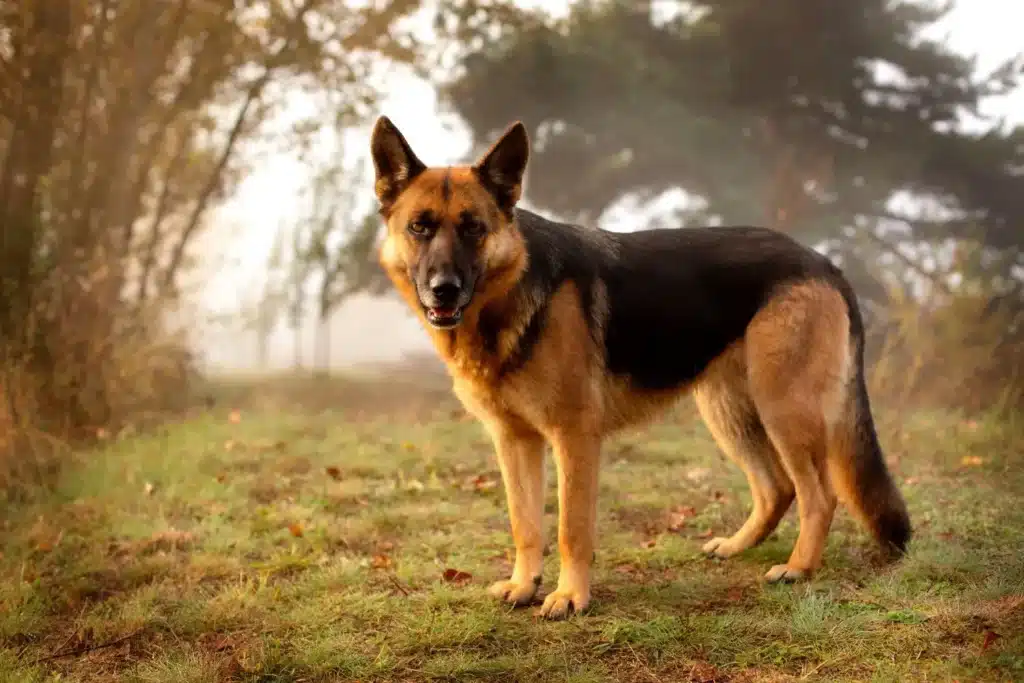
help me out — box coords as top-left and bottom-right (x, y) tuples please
(488, 578), (539, 606)
(537, 586), (590, 620)
(764, 564), (809, 583)
(701, 536), (744, 559)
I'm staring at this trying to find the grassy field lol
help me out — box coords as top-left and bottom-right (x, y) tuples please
(0, 373), (1022, 682)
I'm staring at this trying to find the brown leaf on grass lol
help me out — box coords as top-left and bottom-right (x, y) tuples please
(371, 554), (393, 570)
(287, 523), (304, 538)
(712, 490), (729, 503)
(228, 409), (241, 424)
(667, 505), (697, 532)
(726, 586), (744, 602)
(981, 630), (1002, 653)
(215, 472), (228, 483)
(695, 529), (714, 539)
(469, 474), (499, 491)
(442, 568), (473, 584)
(641, 538), (657, 549)
(325, 466), (342, 481)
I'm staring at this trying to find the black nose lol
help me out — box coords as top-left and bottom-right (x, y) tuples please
(429, 273), (461, 305)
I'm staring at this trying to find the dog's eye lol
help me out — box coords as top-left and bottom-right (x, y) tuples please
(462, 220), (486, 238)
(407, 221), (430, 236)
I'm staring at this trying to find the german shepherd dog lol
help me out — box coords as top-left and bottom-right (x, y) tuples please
(369, 116), (911, 620)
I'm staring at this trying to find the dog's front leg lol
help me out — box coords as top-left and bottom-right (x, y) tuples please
(539, 427), (601, 620)
(484, 419), (547, 607)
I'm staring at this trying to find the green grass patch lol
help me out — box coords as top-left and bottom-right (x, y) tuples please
(0, 378), (1021, 682)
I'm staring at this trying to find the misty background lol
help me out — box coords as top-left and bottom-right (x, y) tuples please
(194, 0), (1024, 374)
(3, 0), (1024, 443)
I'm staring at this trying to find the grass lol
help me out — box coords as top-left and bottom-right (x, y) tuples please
(0, 373), (1022, 682)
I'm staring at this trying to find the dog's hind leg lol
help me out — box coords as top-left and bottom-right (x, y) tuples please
(746, 280), (851, 583)
(695, 345), (795, 559)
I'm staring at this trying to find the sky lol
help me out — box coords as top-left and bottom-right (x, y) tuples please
(193, 0), (1024, 374)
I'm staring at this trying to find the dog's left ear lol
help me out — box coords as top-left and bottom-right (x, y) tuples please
(370, 116), (426, 212)
(473, 121), (530, 214)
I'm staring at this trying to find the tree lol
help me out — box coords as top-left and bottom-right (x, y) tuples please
(0, 0), (428, 436)
(256, 144), (390, 375)
(437, 0), (1024, 304)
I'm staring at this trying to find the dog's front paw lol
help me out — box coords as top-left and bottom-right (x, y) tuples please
(764, 564), (810, 583)
(537, 586), (590, 620)
(702, 536), (744, 559)
(488, 577), (540, 606)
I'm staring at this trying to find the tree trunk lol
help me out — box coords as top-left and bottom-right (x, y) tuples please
(0, 0), (73, 350)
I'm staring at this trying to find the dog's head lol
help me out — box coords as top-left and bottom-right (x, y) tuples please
(370, 117), (530, 329)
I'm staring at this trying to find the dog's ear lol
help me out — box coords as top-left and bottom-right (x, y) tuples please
(370, 116), (426, 212)
(473, 121), (529, 214)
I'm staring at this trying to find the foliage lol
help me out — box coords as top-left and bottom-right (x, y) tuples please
(251, 140), (390, 372)
(437, 0), (1024, 301)
(0, 0), (427, 482)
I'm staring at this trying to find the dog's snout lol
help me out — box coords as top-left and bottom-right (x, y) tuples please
(429, 272), (462, 305)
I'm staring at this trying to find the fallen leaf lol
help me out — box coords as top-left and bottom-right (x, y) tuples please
(726, 586), (744, 602)
(325, 466), (342, 481)
(667, 505), (697, 531)
(712, 491), (729, 502)
(288, 523), (304, 538)
(696, 529), (714, 539)
(981, 630), (1002, 653)
(961, 455), (984, 467)
(442, 568), (473, 584)
(228, 409), (242, 424)
(470, 474), (499, 491)
(215, 472), (227, 483)
(641, 538), (657, 549)
(371, 554), (393, 570)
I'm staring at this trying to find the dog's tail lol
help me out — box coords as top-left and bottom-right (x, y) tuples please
(827, 306), (911, 555)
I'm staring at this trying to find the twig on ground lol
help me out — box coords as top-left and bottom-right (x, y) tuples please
(388, 574), (410, 596)
(28, 628), (143, 665)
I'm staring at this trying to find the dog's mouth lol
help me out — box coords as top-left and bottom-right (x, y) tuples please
(425, 305), (464, 329)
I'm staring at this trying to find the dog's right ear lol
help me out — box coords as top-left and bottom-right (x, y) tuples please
(370, 116), (426, 212)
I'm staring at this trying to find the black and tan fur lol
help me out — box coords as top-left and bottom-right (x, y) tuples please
(369, 116), (911, 620)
